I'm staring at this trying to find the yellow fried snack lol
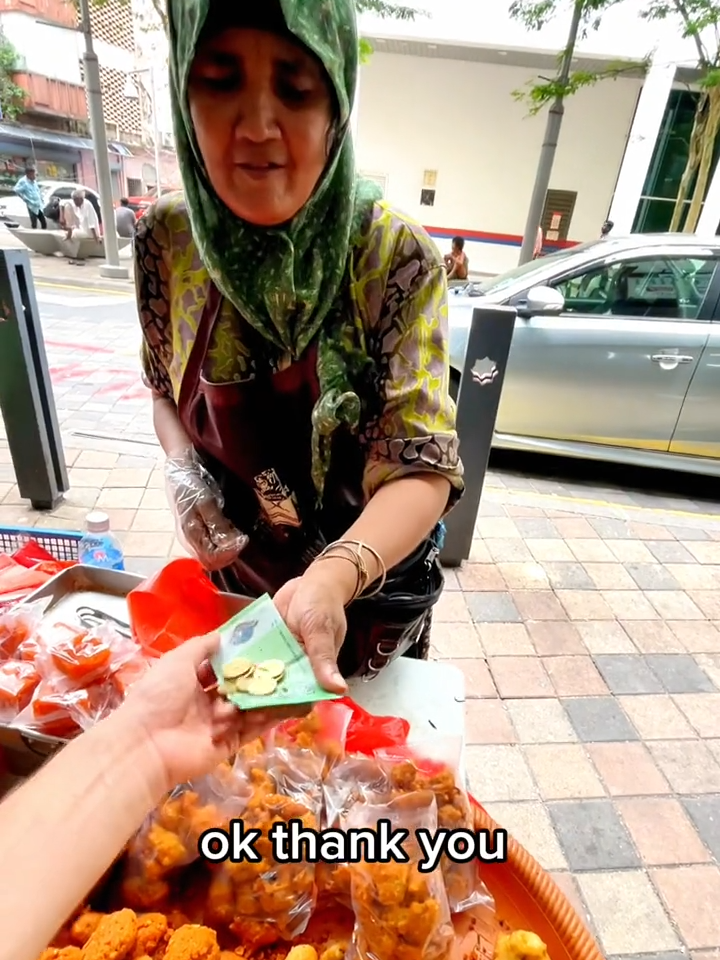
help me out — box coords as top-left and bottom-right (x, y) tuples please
(494, 931), (550, 960)
(81, 908), (138, 960)
(163, 924), (220, 960)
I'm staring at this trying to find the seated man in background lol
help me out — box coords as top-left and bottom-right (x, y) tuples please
(59, 188), (100, 265)
(444, 235), (469, 281)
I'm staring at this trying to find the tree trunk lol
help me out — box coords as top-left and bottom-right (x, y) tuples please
(685, 86), (720, 232)
(669, 92), (709, 231)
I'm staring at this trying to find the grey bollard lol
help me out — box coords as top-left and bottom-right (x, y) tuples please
(441, 305), (517, 567)
(0, 249), (68, 510)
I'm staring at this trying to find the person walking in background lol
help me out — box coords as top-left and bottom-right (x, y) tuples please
(533, 224), (543, 259)
(443, 235), (469, 280)
(600, 219), (614, 238)
(115, 197), (136, 239)
(13, 166), (46, 229)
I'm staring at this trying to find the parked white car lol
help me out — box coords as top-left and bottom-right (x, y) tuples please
(0, 180), (100, 228)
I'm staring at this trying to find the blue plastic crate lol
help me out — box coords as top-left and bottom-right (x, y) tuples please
(0, 525), (82, 563)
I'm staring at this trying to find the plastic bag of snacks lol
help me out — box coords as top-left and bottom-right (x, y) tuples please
(204, 739), (325, 949)
(34, 620), (141, 691)
(376, 739), (494, 915)
(0, 658), (40, 723)
(346, 790), (454, 960)
(0, 599), (45, 659)
(272, 699), (353, 774)
(11, 676), (123, 739)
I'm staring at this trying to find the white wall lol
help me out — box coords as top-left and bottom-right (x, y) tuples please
(355, 52), (641, 274)
(358, 0), (701, 66)
(0, 12), (82, 85)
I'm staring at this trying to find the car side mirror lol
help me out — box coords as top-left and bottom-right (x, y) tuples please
(517, 285), (566, 318)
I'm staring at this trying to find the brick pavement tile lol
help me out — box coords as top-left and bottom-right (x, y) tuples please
(668, 526), (710, 541)
(147, 470), (166, 490)
(430, 622), (483, 658)
(674, 694), (720, 737)
(116, 454), (157, 468)
(697, 654), (720, 688)
(456, 563), (507, 591)
(544, 656), (610, 697)
(628, 521), (676, 540)
(648, 590), (706, 620)
(68, 468), (110, 488)
(548, 799), (639, 870)
(441, 569), (460, 590)
(542, 561), (595, 591)
(523, 743), (605, 799)
(484, 801), (567, 870)
(485, 538), (534, 563)
(623, 620), (685, 653)
(647, 655), (717, 694)
(476, 622), (534, 656)
(556, 590), (616, 620)
(505, 698), (577, 743)
(594, 655), (664, 694)
(130, 509), (175, 533)
(607, 539), (657, 563)
(74, 450), (119, 469)
(441, 658), (496, 698)
(652, 865), (720, 949)
(666, 564), (720, 590)
(648, 740), (720, 793)
(96, 487), (145, 510)
(170, 538), (190, 558)
(466, 592), (522, 623)
(140, 488), (171, 510)
(124, 557), (166, 577)
(684, 542), (720, 564)
(509, 518), (560, 539)
(102, 508), (137, 532)
(691, 952), (720, 960)
(647, 540), (698, 564)
(503, 504), (546, 518)
(609, 952), (687, 960)
(495, 562), (549, 590)
(512, 590), (569, 622)
(590, 517), (634, 538)
(468, 539), (492, 563)
(583, 562), (638, 590)
(549, 872), (594, 932)
(601, 590), (661, 620)
(58, 487), (102, 510)
(527, 620), (587, 656)
(475, 516), (520, 539)
(527, 539), (576, 562)
(566, 538), (617, 562)
(683, 797), (720, 860)
(618, 695), (696, 740)
(104, 468), (153, 488)
(692, 591), (720, 619)
(463, 700), (516, 744)
(433, 591), (471, 622)
(488, 656), (553, 698)
(587, 742), (670, 795)
(0, 505), (41, 525)
(668, 620), (720, 654)
(120, 532), (173, 558)
(617, 797), (711, 865)
(625, 563), (682, 591)
(576, 620), (635, 654)
(464, 745), (538, 802)
(577, 871), (680, 955)
(564, 696), (639, 742)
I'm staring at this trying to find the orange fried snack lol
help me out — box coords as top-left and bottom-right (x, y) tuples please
(70, 911), (104, 946)
(38, 949), (82, 960)
(134, 913), (169, 958)
(163, 924), (220, 960)
(81, 907), (138, 960)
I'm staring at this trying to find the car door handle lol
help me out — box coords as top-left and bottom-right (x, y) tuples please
(651, 354), (694, 364)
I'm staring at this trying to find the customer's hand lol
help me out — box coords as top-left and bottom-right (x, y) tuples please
(274, 568), (349, 695)
(165, 449), (248, 572)
(120, 633), (278, 791)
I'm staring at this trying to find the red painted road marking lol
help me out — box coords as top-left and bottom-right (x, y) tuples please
(45, 340), (116, 355)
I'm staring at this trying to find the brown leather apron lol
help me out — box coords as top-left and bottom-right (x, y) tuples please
(177, 284), (439, 677)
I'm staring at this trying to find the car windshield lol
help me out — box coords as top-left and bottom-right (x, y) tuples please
(461, 243), (598, 297)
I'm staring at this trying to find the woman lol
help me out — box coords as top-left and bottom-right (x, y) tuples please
(0, 633), (281, 960)
(136, 0), (463, 689)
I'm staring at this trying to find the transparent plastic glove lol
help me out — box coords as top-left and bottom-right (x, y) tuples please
(164, 449), (248, 572)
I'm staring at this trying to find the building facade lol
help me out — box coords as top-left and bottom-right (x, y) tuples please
(355, 0), (720, 274)
(0, 0), (176, 199)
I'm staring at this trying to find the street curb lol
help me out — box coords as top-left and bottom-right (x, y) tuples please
(32, 273), (134, 294)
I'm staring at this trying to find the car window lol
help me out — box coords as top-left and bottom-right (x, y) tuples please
(52, 187), (73, 200)
(552, 256), (718, 320)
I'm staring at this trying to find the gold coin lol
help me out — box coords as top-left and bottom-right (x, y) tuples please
(247, 674), (278, 697)
(234, 674), (255, 693)
(222, 657), (253, 680)
(217, 682), (234, 698)
(257, 659), (286, 680)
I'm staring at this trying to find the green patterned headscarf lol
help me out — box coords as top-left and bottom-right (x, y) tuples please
(167, 0), (381, 496)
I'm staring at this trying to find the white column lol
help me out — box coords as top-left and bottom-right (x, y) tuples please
(607, 47), (676, 234)
(695, 156), (720, 235)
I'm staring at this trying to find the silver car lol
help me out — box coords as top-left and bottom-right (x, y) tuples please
(448, 234), (720, 477)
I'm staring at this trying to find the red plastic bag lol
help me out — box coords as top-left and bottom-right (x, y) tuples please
(12, 540), (57, 568)
(127, 558), (229, 657)
(342, 698), (411, 755)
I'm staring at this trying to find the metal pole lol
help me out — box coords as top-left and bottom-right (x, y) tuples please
(78, 0), (129, 280)
(517, 0), (584, 265)
(149, 65), (162, 193)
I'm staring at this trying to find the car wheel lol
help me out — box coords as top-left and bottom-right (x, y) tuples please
(449, 369), (460, 402)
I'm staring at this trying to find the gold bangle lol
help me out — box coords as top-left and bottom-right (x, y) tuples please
(313, 543), (368, 602)
(319, 539), (387, 601)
